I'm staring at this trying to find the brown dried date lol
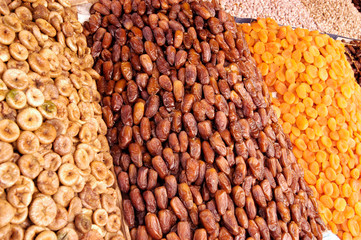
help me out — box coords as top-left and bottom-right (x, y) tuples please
(174, 30), (184, 48)
(183, 113), (198, 138)
(245, 196), (257, 220)
(186, 157), (199, 183)
(147, 169), (158, 190)
(232, 186), (245, 208)
(121, 105), (133, 126)
(209, 131), (226, 156)
(118, 171), (130, 193)
(145, 95), (160, 118)
(159, 75), (173, 92)
(165, 46), (176, 66)
(248, 157), (264, 180)
(181, 94), (195, 113)
(290, 203), (301, 223)
(175, 50), (187, 69)
(89, 13), (102, 33)
(121, 62), (133, 81)
(199, 209), (217, 233)
(111, 93), (123, 112)
(177, 221), (192, 240)
(136, 226), (149, 240)
(129, 143), (143, 167)
(173, 80), (184, 102)
(165, 175), (178, 198)
(218, 172), (232, 194)
(156, 119), (171, 142)
(185, 64), (197, 86)
(163, 148), (175, 170)
(205, 168), (218, 194)
(197, 64), (210, 84)
(159, 209), (177, 234)
(222, 210), (240, 235)
(154, 27), (166, 46)
(252, 185), (267, 208)
(130, 187), (145, 212)
(136, 166), (148, 189)
(140, 118), (151, 141)
(143, 190), (157, 213)
(215, 156), (230, 175)
(179, 131), (189, 153)
(168, 133), (181, 152)
(110, 0), (122, 17)
(255, 216), (270, 240)
(192, 83), (203, 102)
(123, 199), (135, 228)
(248, 220), (261, 240)
(235, 207), (248, 229)
(203, 85), (215, 105)
(158, 19), (169, 31)
(140, 54), (153, 75)
(214, 190), (227, 215)
(102, 106), (114, 127)
(198, 121), (212, 141)
(130, 36), (144, 54)
(170, 197), (188, 221)
(177, 183), (193, 209)
(189, 185), (203, 206)
(152, 156), (169, 179)
(277, 201), (291, 223)
(145, 213), (163, 239)
(260, 179), (273, 201)
(195, 160), (206, 185)
(155, 186), (168, 209)
(193, 101), (206, 122)
(146, 138), (163, 156)
(166, 232), (181, 240)
(131, 52), (142, 72)
(194, 229), (207, 240)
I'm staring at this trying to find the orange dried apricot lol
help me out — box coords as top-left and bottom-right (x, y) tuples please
(254, 41), (266, 55)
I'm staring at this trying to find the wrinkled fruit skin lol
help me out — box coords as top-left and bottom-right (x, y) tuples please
(85, 0), (326, 239)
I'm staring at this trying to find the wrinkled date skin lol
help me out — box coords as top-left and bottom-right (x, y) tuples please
(85, 0), (326, 239)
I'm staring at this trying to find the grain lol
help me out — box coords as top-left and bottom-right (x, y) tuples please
(219, 0), (361, 39)
(219, 0), (319, 30)
(301, 0), (361, 39)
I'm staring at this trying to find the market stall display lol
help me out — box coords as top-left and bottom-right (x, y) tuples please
(0, 0), (358, 238)
(241, 17), (361, 240)
(0, 0), (128, 238)
(83, 0), (327, 239)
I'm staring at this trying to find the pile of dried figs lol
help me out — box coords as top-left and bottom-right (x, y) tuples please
(0, 0), (127, 239)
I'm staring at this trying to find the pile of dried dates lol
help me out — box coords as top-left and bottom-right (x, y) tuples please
(83, 0), (327, 239)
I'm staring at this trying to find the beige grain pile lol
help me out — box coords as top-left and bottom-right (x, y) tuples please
(219, 0), (361, 39)
(220, 0), (319, 29)
(300, 0), (361, 39)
